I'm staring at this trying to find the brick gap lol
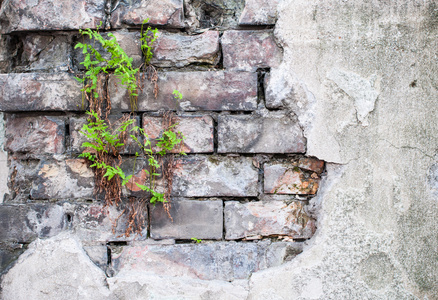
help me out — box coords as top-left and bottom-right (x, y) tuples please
(236, 25), (276, 31)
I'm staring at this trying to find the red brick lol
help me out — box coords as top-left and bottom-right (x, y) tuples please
(225, 201), (316, 240)
(152, 31), (220, 67)
(264, 163), (321, 195)
(109, 71), (257, 111)
(5, 116), (65, 154)
(298, 157), (325, 174)
(142, 115), (214, 153)
(239, 0), (280, 25)
(110, 0), (184, 29)
(0, 0), (105, 33)
(0, 73), (83, 112)
(222, 30), (282, 71)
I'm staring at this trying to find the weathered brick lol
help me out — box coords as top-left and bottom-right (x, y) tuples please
(0, 35), (14, 73)
(172, 156), (258, 197)
(218, 114), (306, 153)
(73, 31), (142, 69)
(221, 30), (282, 71)
(143, 115), (214, 153)
(111, 240), (302, 281)
(149, 200), (223, 240)
(298, 157), (325, 174)
(264, 162), (321, 195)
(224, 201), (316, 240)
(0, 0), (105, 33)
(239, 0), (280, 25)
(0, 204), (65, 243)
(151, 31), (220, 67)
(5, 116), (65, 154)
(70, 115), (140, 154)
(0, 245), (26, 275)
(110, 71), (257, 111)
(110, 0), (184, 29)
(0, 73), (84, 112)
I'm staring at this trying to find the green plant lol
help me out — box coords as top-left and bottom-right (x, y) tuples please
(140, 19), (159, 65)
(191, 238), (202, 243)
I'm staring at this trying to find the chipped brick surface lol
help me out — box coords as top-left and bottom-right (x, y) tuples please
(151, 31), (220, 67)
(224, 201), (316, 240)
(0, 0), (105, 33)
(110, 71), (257, 111)
(5, 116), (65, 154)
(172, 156), (259, 197)
(110, 0), (184, 28)
(218, 114), (306, 153)
(149, 200), (223, 240)
(143, 115), (214, 153)
(222, 30), (282, 71)
(0, 73), (83, 112)
(264, 163), (321, 195)
(239, 0), (280, 25)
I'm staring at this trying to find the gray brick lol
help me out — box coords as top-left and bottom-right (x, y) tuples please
(172, 156), (259, 197)
(218, 114), (306, 153)
(224, 201), (316, 240)
(149, 200), (223, 240)
(239, 0), (280, 25)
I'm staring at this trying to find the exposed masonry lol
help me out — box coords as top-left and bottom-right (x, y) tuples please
(0, 0), (325, 280)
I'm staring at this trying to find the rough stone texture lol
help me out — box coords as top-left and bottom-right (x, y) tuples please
(151, 30), (220, 67)
(0, 35), (15, 73)
(5, 116), (65, 154)
(9, 158), (94, 200)
(73, 31), (142, 69)
(143, 115), (214, 153)
(19, 35), (70, 72)
(110, 0), (184, 29)
(0, 73), (84, 112)
(0, 0), (106, 33)
(218, 114), (306, 153)
(239, 0), (279, 25)
(111, 240), (302, 281)
(248, 1), (438, 299)
(172, 155), (258, 197)
(0, 113), (7, 203)
(149, 200), (223, 240)
(221, 30), (282, 71)
(110, 71), (258, 111)
(264, 162), (320, 195)
(225, 201), (316, 240)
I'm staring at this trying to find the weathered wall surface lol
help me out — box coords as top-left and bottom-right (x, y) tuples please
(0, 0), (437, 299)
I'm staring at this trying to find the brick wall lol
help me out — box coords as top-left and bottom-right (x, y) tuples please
(0, 0), (324, 280)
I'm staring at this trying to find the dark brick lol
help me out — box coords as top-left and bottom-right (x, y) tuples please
(0, 73), (84, 112)
(110, 71), (257, 111)
(264, 162), (321, 195)
(143, 115), (214, 153)
(224, 201), (316, 240)
(239, 0), (280, 25)
(5, 116), (65, 154)
(151, 31), (220, 67)
(110, 0), (184, 29)
(149, 200), (223, 240)
(222, 30), (282, 71)
(218, 114), (306, 153)
(0, 0), (105, 33)
(172, 156), (258, 197)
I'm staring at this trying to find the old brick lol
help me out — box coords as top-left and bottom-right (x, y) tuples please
(264, 163), (321, 195)
(70, 115), (140, 154)
(111, 240), (302, 281)
(218, 114), (306, 153)
(110, 71), (257, 111)
(221, 30), (282, 71)
(5, 116), (65, 154)
(151, 31), (220, 67)
(73, 31), (142, 69)
(172, 156), (258, 197)
(298, 157), (325, 174)
(0, 0), (105, 33)
(0, 73), (83, 112)
(149, 200), (223, 240)
(239, 0), (280, 25)
(143, 115), (214, 153)
(0, 204), (65, 243)
(110, 0), (184, 29)
(224, 201), (316, 240)
(0, 245), (26, 275)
